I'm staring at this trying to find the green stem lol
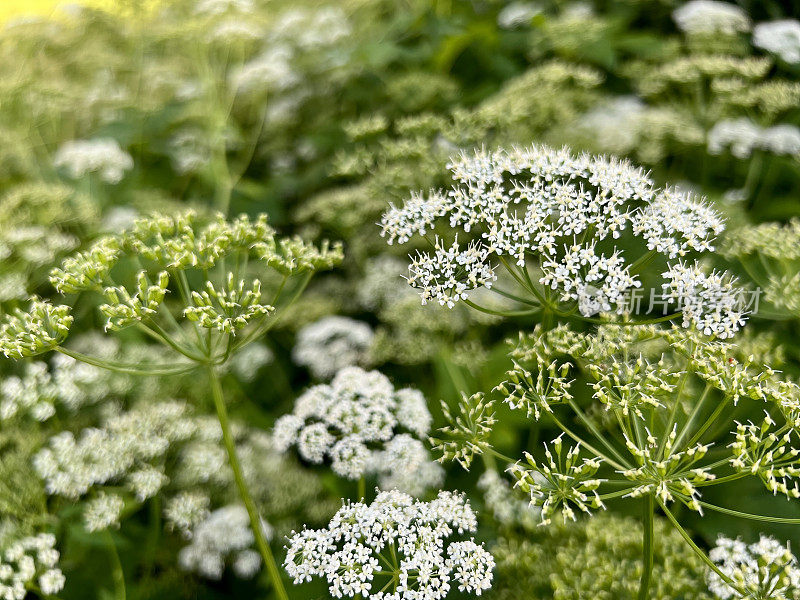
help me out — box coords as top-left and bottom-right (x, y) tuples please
(358, 477), (366, 501)
(638, 494), (654, 600)
(207, 367), (288, 600)
(55, 347), (192, 376)
(697, 501), (800, 524)
(658, 500), (745, 594)
(549, 413), (628, 471)
(104, 530), (126, 600)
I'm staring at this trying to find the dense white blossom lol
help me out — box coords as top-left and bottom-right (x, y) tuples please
(284, 490), (494, 599)
(292, 316), (374, 379)
(273, 367), (441, 494)
(497, 2), (541, 29)
(0, 534), (65, 600)
(53, 138), (133, 184)
(707, 535), (800, 599)
(381, 145), (732, 319)
(753, 20), (800, 64)
(408, 238), (497, 308)
(708, 119), (800, 158)
(662, 261), (747, 339)
(178, 505), (272, 580)
(672, 1), (751, 35)
(84, 492), (125, 532)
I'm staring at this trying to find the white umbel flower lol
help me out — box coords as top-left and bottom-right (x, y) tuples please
(274, 367), (439, 494)
(672, 1), (751, 35)
(753, 20), (800, 64)
(662, 261), (747, 339)
(53, 138), (133, 184)
(381, 145), (730, 319)
(293, 316), (374, 379)
(284, 490), (494, 599)
(0, 533), (65, 600)
(707, 535), (800, 599)
(178, 504), (271, 580)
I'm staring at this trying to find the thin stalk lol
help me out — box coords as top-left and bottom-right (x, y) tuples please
(104, 530), (126, 600)
(55, 347), (192, 377)
(207, 367), (288, 600)
(659, 500), (745, 594)
(358, 477), (366, 501)
(698, 501), (800, 524)
(549, 413), (628, 471)
(462, 298), (540, 318)
(638, 494), (654, 600)
(567, 399), (631, 468)
(669, 384), (711, 455)
(684, 398), (729, 448)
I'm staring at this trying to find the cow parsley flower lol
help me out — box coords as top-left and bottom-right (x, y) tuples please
(497, 2), (541, 29)
(0, 299), (72, 359)
(292, 316), (374, 379)
(283, 490), (494, 598)
(84, 492), (125, 532)
(0, 533), (65, 600)
(273, 367), (440, 493)
(53, 138), (134, 184)
(707, 535), (800, 599)
(178, 505), (272, 580)
(381, 145), (734, 322)
(672, 1), (751, 35)
(708, 119), (800, 158)
(662, 261), (747, 339)
(509, 435), (604, 525)
(408, 237), (497, 308)
(753, 20), (800, 64)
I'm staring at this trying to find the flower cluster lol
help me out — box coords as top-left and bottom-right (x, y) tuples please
(283, 490), (494, 599)
(753, 20), (800, 64)
(672, 1), (751, 36)
(53, 138), (133, 184)
(0, 300), (72, 359)
(381, 145), (742, 333)
(730, 418), (800, 499)
(184, 274), (274, 334)
(509, 435), (604, 525)
(292, 316), (374, 379)
(178, 505), (271, 580)
(708, 118), (800, 158)
(273, 367), (441, 494)
(431, 392), (496, 470)
(707, 536), (800, 599)
(0, 533), (65, 600)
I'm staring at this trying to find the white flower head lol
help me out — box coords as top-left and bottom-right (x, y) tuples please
(53, 138), (133, 184)
(293, 316), (374, 379)
(284, 490), (494, 598)
(274, 368), (438, 493)
(672, 1), (751, 35)
(753, 20), (800, 64)
(707, 535), (800, 599)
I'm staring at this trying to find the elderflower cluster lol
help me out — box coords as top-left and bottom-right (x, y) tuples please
(0, 533), (65, 600)
(708, 119), (800, 159)
(292, 316), (375, 379)
(753, 20), (800, 65)
(381, 145), (740, 331)
(707, 536), (800, 599)
(283, 490), (494, 599)
(178, 505), (271, 580)
(672, 1), (751, 36)
(273, 367), (442, 493)
(53, 138), (133, 184)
